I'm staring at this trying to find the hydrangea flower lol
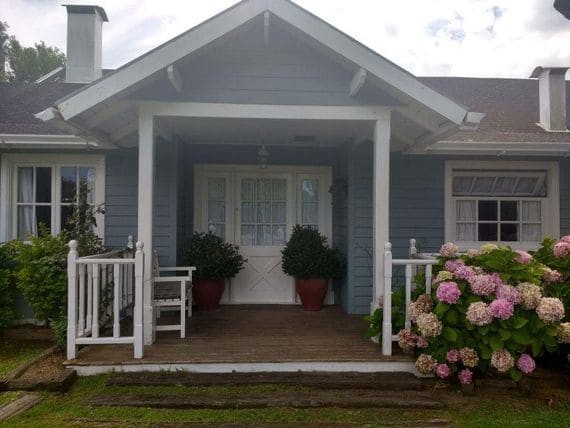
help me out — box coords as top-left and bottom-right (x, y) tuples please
(466, 302), (493, 326)
(516, 282), (542, 310)
(409, 294), (433, 323)
(495, 284), (521, 305)
(416, 336), (429, 348)
(434, 270), (454, 284)
(415, 354), (437, 375)
(445, 259), (465, 273)
(454, 265), (476, 281)
(542, 267), (563, 283)
(557, 323), (570, 343)
(515, 250), (532, 264)
(397, 329), (417, 353)
(436, 281), (462, 304)
(561, 235), (570, 243)
(491, 349), (515, 373)
(458, 368), (473, 385)
(416, 312), (443, 338)
(488, 298), (515, 320)
(459, 347), (479, 368)
(440, 242), (459, 258)
(516, 354), (536, 374)
(554, 241), (570, 258)
(480, 243), (499, 254)
(435, 363), (450, 379)
(468, 274), (497, 296)
(536, 297), (565, 324)
(446, 349), (460, 363)
(466, 249), (479, 258)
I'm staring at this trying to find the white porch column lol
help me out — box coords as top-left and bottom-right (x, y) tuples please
(372, 112), (391, 313)
(138, 110), (155, 345)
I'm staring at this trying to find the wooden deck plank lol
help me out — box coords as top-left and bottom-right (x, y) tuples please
(69, 305), (410, 365)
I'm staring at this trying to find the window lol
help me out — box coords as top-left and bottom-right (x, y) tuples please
(300, 178), (319, 228)
(445, 162), (559, 248)
(0, 154), (105, 241)
(206, 177), (226, 240)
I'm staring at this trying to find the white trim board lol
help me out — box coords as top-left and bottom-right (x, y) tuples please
(418, 140), (570, 156)
(52, 0), (467, 126)
(0, 134), (100, 149)
(68, 361), (419, 377)
(444, 160), (560, 250)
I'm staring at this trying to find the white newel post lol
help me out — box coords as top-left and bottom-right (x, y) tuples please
(372, 112), (391, 315)
(134, 241), (144, 358)
(67, 240), (79, 360)
(138, 109), (155, 345)
(382, 242), (393, 355)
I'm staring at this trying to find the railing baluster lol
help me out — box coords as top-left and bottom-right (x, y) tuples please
(113, 263), (121, 338)
(382, 242), (393, 356)
(92, 263), (99, 338)
(86, 264), (93, 331)
(425, 264), (433, 294)
(134, 242), (144, 359)
(404, 264), (412, 330)
(78, 264), (86, 335)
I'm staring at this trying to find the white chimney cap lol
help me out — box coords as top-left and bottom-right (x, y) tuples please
(530, 66), (568, 78)
(62, 3), (108, 22)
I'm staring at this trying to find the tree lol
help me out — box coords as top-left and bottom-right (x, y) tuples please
(0, 21), (65, 83)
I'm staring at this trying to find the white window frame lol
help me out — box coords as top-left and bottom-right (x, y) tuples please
(0, 153), (106, 242)
(444, 160), (559, 250)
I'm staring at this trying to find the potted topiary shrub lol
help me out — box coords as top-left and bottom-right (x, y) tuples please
(183, 232), (245, 310)
(281, 225), (346, 311)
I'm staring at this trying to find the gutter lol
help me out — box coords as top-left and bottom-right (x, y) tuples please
(0, 133), (99, 150)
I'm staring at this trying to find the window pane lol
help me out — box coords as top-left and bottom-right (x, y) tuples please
(522, 201), (541, 222)
(208, 223), (224, 240)
(522, 224), (541, 242)
(241, 225), (255, 245)
(208, 201), (225, 223)
(478, 200), (497, 221)
(256, 202), (271, 223)
(273, 179), (287, 201)
(302, 179), (319, 202)
(241, 179), (254, 201)
(272, 225), (286, 245)
(452, 177), (474, 195)
(457, 223), (476, 241)
(241, 202), (254, 223)
(472, 177), (495, 194)
(456, 200), (476, 221)
(479, 223), (498, 241)
(61, 205), (74, 232)
(35, 205), (51, 233)
(35, 168), (52, 203)
(257, 225), (272, 246)
(500, 223), (518, 242)
(272, 202), (286, 223)
(208, 177), (225, 200)
(302, 202), (319, 225)
(61, 167), (77, 203)
(514, 177), (538, 195)
(257, 179), (271, 201)
(17, 206), (35, 240)
(500, 201), (518, 221)
(79, 167), (96, 203)
(494, 177), (517, 195)
(17, 167), (34, 203)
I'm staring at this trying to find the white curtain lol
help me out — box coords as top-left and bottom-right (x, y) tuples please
(522, 201), (541, 241)
(456, 200), (476, 241)
(17, 167), (35, 239)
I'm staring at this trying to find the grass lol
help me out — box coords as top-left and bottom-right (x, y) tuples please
(0, 339), (48, 378)
(2, 374), (570, 427)
(0, 391), (25, 407)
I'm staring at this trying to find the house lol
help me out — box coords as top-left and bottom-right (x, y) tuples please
(1, 0), (569, 371)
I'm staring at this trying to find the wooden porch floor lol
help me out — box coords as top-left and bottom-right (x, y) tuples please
(69, 305), (410, 366)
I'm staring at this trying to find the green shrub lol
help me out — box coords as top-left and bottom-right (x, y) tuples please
(183, 232), (245, 280)
(281, 225), (346, 279)
(0, 241), (24, 328)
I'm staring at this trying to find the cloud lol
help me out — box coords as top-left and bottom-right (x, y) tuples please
(0, 0), (568, 78)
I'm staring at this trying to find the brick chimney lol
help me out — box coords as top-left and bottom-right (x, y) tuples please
(530, 66), (569, 131)
(63, 4), (108, 84)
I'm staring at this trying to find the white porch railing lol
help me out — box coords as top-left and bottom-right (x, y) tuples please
(67, 238), (144, 360)
(381, 240), (438, 356)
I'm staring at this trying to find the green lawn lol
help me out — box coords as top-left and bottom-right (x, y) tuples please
(3, 374), (570, 427)
(0, 339), (48, 378)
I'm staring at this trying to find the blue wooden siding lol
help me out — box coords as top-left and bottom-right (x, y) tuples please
(104, 141), (178, 266)
(560, 158), (570, 236)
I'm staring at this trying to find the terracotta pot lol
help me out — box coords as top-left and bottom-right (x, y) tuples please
(192, 278), (225, 310)
(296, 277), (328, 311)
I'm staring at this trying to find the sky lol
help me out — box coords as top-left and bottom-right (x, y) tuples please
(1, 0), (569, 78)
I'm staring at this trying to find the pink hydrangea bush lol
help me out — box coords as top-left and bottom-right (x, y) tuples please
(400, 241), (568, 385)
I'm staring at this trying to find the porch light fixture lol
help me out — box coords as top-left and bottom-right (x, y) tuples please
(258, 145), (269, 169)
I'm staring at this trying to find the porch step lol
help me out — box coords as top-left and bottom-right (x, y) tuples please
(87, 390), (444, 410)
(106, 371), (423, 390)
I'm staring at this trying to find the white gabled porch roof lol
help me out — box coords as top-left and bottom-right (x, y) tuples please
(46, 0), (470, 140)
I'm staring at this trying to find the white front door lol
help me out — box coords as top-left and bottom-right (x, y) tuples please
(195, 165), (333, 304)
